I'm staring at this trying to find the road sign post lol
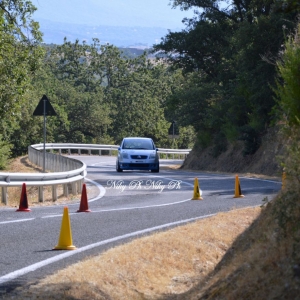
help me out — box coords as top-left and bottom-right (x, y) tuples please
(168, 120), (179, 149)
(33, 95), (57, 172)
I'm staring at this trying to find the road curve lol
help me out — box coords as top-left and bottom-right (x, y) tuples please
(0, 156), (281, 292)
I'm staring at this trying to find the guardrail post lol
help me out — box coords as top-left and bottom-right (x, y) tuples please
(52, 185), (58, 201)
(99, 150), (101, 156)
(88, 150), (91, 155)
(78, 149), (81, 155)
(38, 186), (44, 202)
(59, 149), (62, 155)
(68, 149), (71, 155)
(71, 182), (77, 195)
(109, 147), (112, 156)
(63, 184), (68, 197)
(1, 187), (7, 205)
(78, 180), (83, 194)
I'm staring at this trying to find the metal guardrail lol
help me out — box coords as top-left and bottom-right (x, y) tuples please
(30, 143), (191, 157)
(0, 145), (87, 205)
(0, 143), (191, 205)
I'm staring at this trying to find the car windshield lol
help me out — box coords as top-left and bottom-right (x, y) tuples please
(122, 139), (154, 150)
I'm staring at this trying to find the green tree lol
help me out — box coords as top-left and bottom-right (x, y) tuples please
(0, 0), (44, 161)
(275, 23), (300, 126)
(154, 0), (299, 154)
(31, 61), (112, 144)
(104, 55), (171, 145)
(0, 134), (11, 169)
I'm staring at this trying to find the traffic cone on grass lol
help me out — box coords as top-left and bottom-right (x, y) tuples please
(53, 207), (77, 250)
(191, 178), (203, 200)
(77, 183), (91, 212)
(16, 183), (31, 212)
(233, 175), (244, 198)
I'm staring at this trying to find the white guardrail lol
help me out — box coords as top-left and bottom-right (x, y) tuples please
(0, 143), (191, 205)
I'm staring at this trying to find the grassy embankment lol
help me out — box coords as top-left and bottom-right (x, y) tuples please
(2, 156), (298, 299)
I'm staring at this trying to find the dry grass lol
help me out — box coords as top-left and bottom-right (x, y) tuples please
(175, 190), (300, 300)
(4, 207), (261, 299)
(2, 157), (296, 300)
(0, 156), (81, 207)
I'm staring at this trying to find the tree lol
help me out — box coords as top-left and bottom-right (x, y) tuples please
(275, 23), (300, 127)
(154, 0), (299, 154)
(32, 58), (112, 144)
(0, 0), (44, 161)
(104, 55), (171, 145)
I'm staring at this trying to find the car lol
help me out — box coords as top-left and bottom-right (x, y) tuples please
(116, 137), (159, 172)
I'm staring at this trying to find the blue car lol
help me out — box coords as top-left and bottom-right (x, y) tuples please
(116, 137), (159, 172)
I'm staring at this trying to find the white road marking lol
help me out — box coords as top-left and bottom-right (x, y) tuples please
(91, 198), (192, 213)
(83, 177), (106, 202)
(240, 176), (281, 184)
(0, 218), (34, 225)
(0, 213), (216, 285)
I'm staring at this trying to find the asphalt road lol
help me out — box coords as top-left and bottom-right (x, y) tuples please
(0, 156), (281, 292)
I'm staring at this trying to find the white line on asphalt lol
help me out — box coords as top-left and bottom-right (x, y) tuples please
(0, 218), (35, 225)
(57, 177), (106, 208)
(92, 198), (192, 213)
(0, 213), (216, 285)
(83, 177), (106, 202)
(240, 176), (281, 184)
(42, 198), (192, 218)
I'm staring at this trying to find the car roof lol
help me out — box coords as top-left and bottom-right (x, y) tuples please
(123, 137), (153, 140)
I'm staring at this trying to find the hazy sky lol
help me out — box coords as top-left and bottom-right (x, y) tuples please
(31, 0), (195, 29)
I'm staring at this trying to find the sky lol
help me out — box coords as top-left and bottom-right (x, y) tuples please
(30, 0), (195, 30)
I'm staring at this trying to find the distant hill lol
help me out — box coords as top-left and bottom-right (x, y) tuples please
(41, 42), (156, 60)
(38, 19), (171, 48)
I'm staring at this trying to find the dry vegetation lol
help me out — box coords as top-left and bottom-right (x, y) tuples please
(0, 156), (81, 208)
(2, 157), (299, 299)
(3, 207), (261, 299)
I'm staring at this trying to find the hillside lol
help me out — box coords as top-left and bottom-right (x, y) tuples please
(3, 143), (298, 299)
(182, 128), (284, 177)
(167, 187), (300, 299)
(168, 128), (300, 299)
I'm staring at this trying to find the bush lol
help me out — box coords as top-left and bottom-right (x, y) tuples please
(239, 125), (261, 155)
(0, 134), (12, 169)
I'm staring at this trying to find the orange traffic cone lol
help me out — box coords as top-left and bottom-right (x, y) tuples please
(191, 178), (203, 200)
(16, 183), (31, 212)
(233, 175), (244, 198)
(77, 183), (91, 212)
(53, 207), (77, 250)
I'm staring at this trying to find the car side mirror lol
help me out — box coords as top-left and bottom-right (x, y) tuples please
(118, 147), (121, 151)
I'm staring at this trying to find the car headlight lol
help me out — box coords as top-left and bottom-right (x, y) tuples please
(122, 153), (129, 159)
(149, 153), (156, 159)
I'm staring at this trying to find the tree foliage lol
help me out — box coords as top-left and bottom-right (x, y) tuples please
(33, 39), (181, 148)
(155, 0), (299, 154)
(275, 23), (300, 126)
(0, 0), (44, 163)
(2, 0), (298, 167)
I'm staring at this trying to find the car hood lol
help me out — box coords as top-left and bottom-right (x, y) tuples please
(121, 150), (156, 155)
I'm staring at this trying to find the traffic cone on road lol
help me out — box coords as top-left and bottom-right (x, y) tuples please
(77, 183), (91, 212)
(233, 175), (244, 198)
(53, 207), (77, 250)
(16, 183), (31, 212)
(191, 178), (203, 200)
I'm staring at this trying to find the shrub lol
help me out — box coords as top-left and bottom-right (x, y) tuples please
(0, 134), (12, 170)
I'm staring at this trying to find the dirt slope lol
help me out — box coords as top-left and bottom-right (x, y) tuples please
(182, 128), (284, 176)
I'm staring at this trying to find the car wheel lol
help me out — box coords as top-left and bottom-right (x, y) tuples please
(151, 164), (159, 173)
(116, 162), (123, 172)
